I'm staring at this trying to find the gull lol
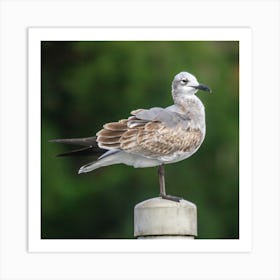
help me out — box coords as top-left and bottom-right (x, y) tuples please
(50, 71), (211, 202)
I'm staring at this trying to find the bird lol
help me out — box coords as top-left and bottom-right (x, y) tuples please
(50, 71), (211, 202)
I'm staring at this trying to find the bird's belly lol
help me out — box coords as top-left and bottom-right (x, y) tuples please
(119, 153), (161, 168)
(159, 147), (199, 164)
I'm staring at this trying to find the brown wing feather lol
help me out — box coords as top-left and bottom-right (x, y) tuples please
(103, 121), (127, 131)
(96, 112), (203, 157)
(121, 122), (203, 157)
(97, 120), (129, 149)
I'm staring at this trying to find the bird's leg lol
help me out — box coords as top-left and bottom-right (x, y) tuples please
(158, 164), (166, 197)
(158, 164), (183, 203)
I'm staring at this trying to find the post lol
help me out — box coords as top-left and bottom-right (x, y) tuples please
(134, 197), (197, 239)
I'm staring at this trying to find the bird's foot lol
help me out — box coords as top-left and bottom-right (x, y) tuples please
(160, 194), (184, 203)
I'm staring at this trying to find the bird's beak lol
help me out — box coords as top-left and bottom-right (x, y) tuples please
(191, 84), (212, 93)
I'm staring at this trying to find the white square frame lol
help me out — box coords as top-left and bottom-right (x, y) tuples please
(28, 27), (252, 253)
(1, 0), (279, 279)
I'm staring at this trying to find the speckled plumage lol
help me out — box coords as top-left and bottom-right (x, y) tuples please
(97, 113), (203, 160)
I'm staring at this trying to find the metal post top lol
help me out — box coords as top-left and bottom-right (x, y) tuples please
(134, 197), (197, 238)
(135, 197), (197, 209)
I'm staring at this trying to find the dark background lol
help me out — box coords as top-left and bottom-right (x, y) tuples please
(41, 41), (239, 239)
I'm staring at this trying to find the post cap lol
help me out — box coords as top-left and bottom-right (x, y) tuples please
(134, 197), (197, 238)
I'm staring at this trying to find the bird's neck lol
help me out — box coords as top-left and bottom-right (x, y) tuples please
(173, 94), (206, 133)
(173, 94), (204, 114)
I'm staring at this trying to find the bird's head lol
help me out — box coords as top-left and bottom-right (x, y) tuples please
(172, 71), (211, 98)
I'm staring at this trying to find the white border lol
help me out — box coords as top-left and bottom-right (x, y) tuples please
(28, 27), (252, 253)
(1, 1), (279, 279)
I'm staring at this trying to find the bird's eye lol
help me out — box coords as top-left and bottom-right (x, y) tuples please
(181, 79), (188, 84)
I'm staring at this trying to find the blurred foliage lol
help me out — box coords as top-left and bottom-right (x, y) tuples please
(41, 41), (239, 239)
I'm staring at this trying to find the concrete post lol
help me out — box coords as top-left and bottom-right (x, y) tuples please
(134, 197), (197, 239)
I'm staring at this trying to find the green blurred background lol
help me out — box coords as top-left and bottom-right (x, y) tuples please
(41, 41), (239, 239)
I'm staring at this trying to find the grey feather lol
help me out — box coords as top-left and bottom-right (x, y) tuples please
(49, 136), (97, 147)
(49, 136), (106, 157)
(135, 107), (190, 127)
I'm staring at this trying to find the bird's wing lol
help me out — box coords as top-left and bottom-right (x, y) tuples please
(96, 108), (202, 159)
(130, 107), (190, 128)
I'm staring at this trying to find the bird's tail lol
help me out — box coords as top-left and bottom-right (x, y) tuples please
(49, 136), (124, 173)
(49, 136), (106, 157)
